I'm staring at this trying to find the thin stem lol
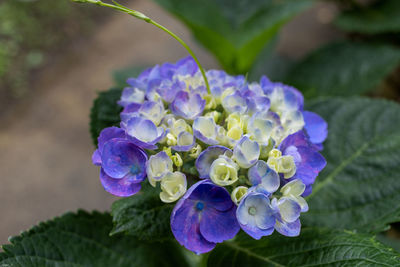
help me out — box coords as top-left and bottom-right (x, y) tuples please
(71, 0), (211, 94)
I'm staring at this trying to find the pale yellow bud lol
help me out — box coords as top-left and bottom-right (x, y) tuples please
(204, 94), (217, 110)
(227, 126), (243, 141)
(160, 172), (187, 203)
(171, 153), (183, 167)
(231, 186), (248, 205)
(189, 144), (202, 158)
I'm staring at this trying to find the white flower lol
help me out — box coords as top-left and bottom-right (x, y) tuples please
(280, 179), (308, 212)
(146, 151), (173, 187)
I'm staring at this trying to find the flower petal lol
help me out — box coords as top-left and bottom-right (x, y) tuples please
(303, 111), (328, 147)
(100, 168), (142, 197)
(278, 197), (301, 223)
(199, 205), (239, 243)
(97, 127), (126, 152)
(193, 116), (219, 145)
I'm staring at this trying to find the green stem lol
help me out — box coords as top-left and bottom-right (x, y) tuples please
(71, 0), (211, 94)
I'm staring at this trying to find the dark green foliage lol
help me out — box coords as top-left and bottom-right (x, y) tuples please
(0, 210), (189, 267)
(335, 0), (400, 34)
(90, 88), (123, 146)
(285, 41), (400, 98)
(153, 0), (312, 74)
(111, 189), (174, 242)
(208, 228), (400, 266)
(304, 97), (400, 233)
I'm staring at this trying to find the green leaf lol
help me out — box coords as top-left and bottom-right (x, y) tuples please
(111, 189), (174, 242)
(303, 97), (400, 233)
(285, 41), (400, 98)
(0, 210), (189, 267)
(208, 228), (400, 266)
(90, 88), (122, 146)
(335, 0), (400, 34)
(153, 0), (312, 74)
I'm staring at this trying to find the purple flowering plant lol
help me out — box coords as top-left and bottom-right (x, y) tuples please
(92, 53), (327, 253)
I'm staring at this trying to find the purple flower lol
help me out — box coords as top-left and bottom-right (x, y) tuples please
(303, 111), (328, 151)
(236, 193), (276, 239)
(123, 116), (165, 150)
(279, 131), (326, 196)
(92, 127), (148, 197)
(195, 145), (232, 179)
(170, 91), (206, 120)
(171, 180), (240, 254)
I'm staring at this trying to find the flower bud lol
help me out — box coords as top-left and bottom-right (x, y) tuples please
(204, 94), (218, 110)
(278, 155), (296, 179)
(160, 172), (187, 203)
(209, 155), (239, 186)
(269, 148), (282, 159)
(189, 144), (202, 158)
(171, 153), (183, 167)
(166, 133), (177, 146)
(231, 186), (248, 205)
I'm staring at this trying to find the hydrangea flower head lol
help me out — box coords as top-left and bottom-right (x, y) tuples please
(92, 57), (328, 253)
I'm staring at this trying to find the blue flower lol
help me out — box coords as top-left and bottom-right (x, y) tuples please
(271, 197), (302, 237)
(248, 161), (280, 195)
(92, 127), (148, 197)
(236, 193), (276, 239)
(279, 131), (326, 196)
(171, 180), (239, 254)
(170, 91), (206, 120)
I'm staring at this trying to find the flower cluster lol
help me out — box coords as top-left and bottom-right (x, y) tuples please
(92, 57), (327, 254)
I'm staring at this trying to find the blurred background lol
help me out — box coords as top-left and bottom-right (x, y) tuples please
(0, 0), (399, 245)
